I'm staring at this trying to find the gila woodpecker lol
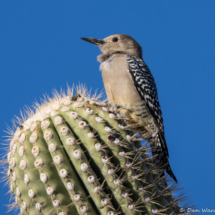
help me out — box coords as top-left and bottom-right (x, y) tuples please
(81, 34), (177, 183)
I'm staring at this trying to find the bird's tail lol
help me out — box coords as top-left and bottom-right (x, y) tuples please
(151, 133), (177, 183)
(120, 108), (178, 183)
(166, 160), (177, 183)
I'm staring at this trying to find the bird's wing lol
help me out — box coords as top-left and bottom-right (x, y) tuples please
(127, 55), (170, 156)
(127, 55), (164, 131)
(126, 56), (179, 182)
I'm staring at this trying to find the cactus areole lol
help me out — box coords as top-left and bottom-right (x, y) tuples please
(4, 87), (186, 215)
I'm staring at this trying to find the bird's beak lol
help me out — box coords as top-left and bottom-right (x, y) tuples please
(81, 37), (105, 46)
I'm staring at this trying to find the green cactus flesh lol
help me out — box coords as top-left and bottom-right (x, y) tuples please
(4, 91), (185, 215)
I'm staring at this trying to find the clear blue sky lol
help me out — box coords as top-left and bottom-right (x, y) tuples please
(0, 1), (215, 214)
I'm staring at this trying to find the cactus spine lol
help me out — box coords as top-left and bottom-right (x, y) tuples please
(3, 88), (186, 215)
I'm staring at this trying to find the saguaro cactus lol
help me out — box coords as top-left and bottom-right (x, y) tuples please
(3, 88), (186, 215)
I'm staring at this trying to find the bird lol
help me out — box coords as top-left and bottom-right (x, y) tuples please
(81, 34), (177, 183)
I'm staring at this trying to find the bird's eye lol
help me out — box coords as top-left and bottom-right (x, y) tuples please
(112, 37), (118, 42)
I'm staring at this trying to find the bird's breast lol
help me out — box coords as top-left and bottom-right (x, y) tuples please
(100, 54), (142, 108)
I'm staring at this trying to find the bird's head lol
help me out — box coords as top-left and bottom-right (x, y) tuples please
(81, 34), (142, 62)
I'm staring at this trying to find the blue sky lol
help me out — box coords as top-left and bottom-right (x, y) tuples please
(0, 1), (215, 214)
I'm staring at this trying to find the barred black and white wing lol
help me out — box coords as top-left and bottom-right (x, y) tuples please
(127, 55), (177, 183)
(127, 55), (164, 131)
